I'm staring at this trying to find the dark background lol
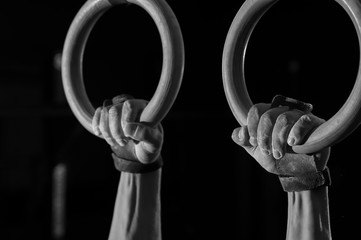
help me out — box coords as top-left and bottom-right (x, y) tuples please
(0, 0), (360, 239)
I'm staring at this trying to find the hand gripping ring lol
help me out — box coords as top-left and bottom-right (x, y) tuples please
(62, 0), (184, 134)
(222, 0), (361, 154)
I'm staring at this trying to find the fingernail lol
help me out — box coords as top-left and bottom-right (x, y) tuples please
(288, 137), (295, 146)
(250, 137), (257, 146)
(273, 150), (282, 159)
(261, 148), (271, 155)
(236, 129), (244, 142)
(301, 115), (311, 122)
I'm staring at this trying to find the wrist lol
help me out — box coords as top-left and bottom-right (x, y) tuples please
(279, 167), (331, 192)
(112, 154), (163, 174)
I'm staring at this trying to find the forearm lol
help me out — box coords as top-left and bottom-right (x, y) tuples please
(108, 169), (162, 240)
(286, 187), (331, 240)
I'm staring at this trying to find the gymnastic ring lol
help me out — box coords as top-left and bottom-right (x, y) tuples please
(222, 0), (361, 154)
(62, 0), (184, 134)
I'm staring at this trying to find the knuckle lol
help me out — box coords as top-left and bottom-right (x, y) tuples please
(113, 94), (132, 104)
(123, 100), (136, 117)
(277, 114), (291, 127)
(257, 135), (269, 148)
(101, 107), (108, 117)
(124, 100), (134, 110)
(299, 114), (312, 125)
(95, 107), (102, 114)
(260, 113), (273, 127)
(108, 106), (118, 116)
(249, 105), (262, 120)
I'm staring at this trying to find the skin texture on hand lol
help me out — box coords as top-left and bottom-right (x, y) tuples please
(231, 103), (330, 177)
(232, 102), (332, 240)
(92, 95), (164, 164)
(92, 95), (163, 240)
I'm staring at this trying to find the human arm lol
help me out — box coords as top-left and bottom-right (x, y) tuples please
(232, 99), (332, 240)
(92, 95), (163, 240)
(286, 187), (331, 240)
(108, 169), (162, 240)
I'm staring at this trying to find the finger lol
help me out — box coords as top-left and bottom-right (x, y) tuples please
(257, 106), (289, 155)
(232, 126), (252, 148)
(108, 105), (127, 147)
(288, 114), (325, 146)
(121, 99), (147, 132)
(92, 107), (102, 137)
(247, 103), (271, 147)
(112, 94), (133, 105)
(99, 107), (117, 147)
(121, 100), (142, 125)
(271, 110), (303, 159)
(123, 122), (163, 149)
(103, 99), (112, 108)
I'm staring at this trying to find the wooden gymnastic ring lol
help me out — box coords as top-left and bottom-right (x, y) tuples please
(62, 0), (184, 134)
(222, 0), (361, 154)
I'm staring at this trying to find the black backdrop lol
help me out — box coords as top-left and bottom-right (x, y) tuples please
(0, 0), (360, 239)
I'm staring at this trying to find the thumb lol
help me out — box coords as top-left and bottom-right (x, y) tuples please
(232, 126), (253, 149)
(123, 122), (163, 149)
